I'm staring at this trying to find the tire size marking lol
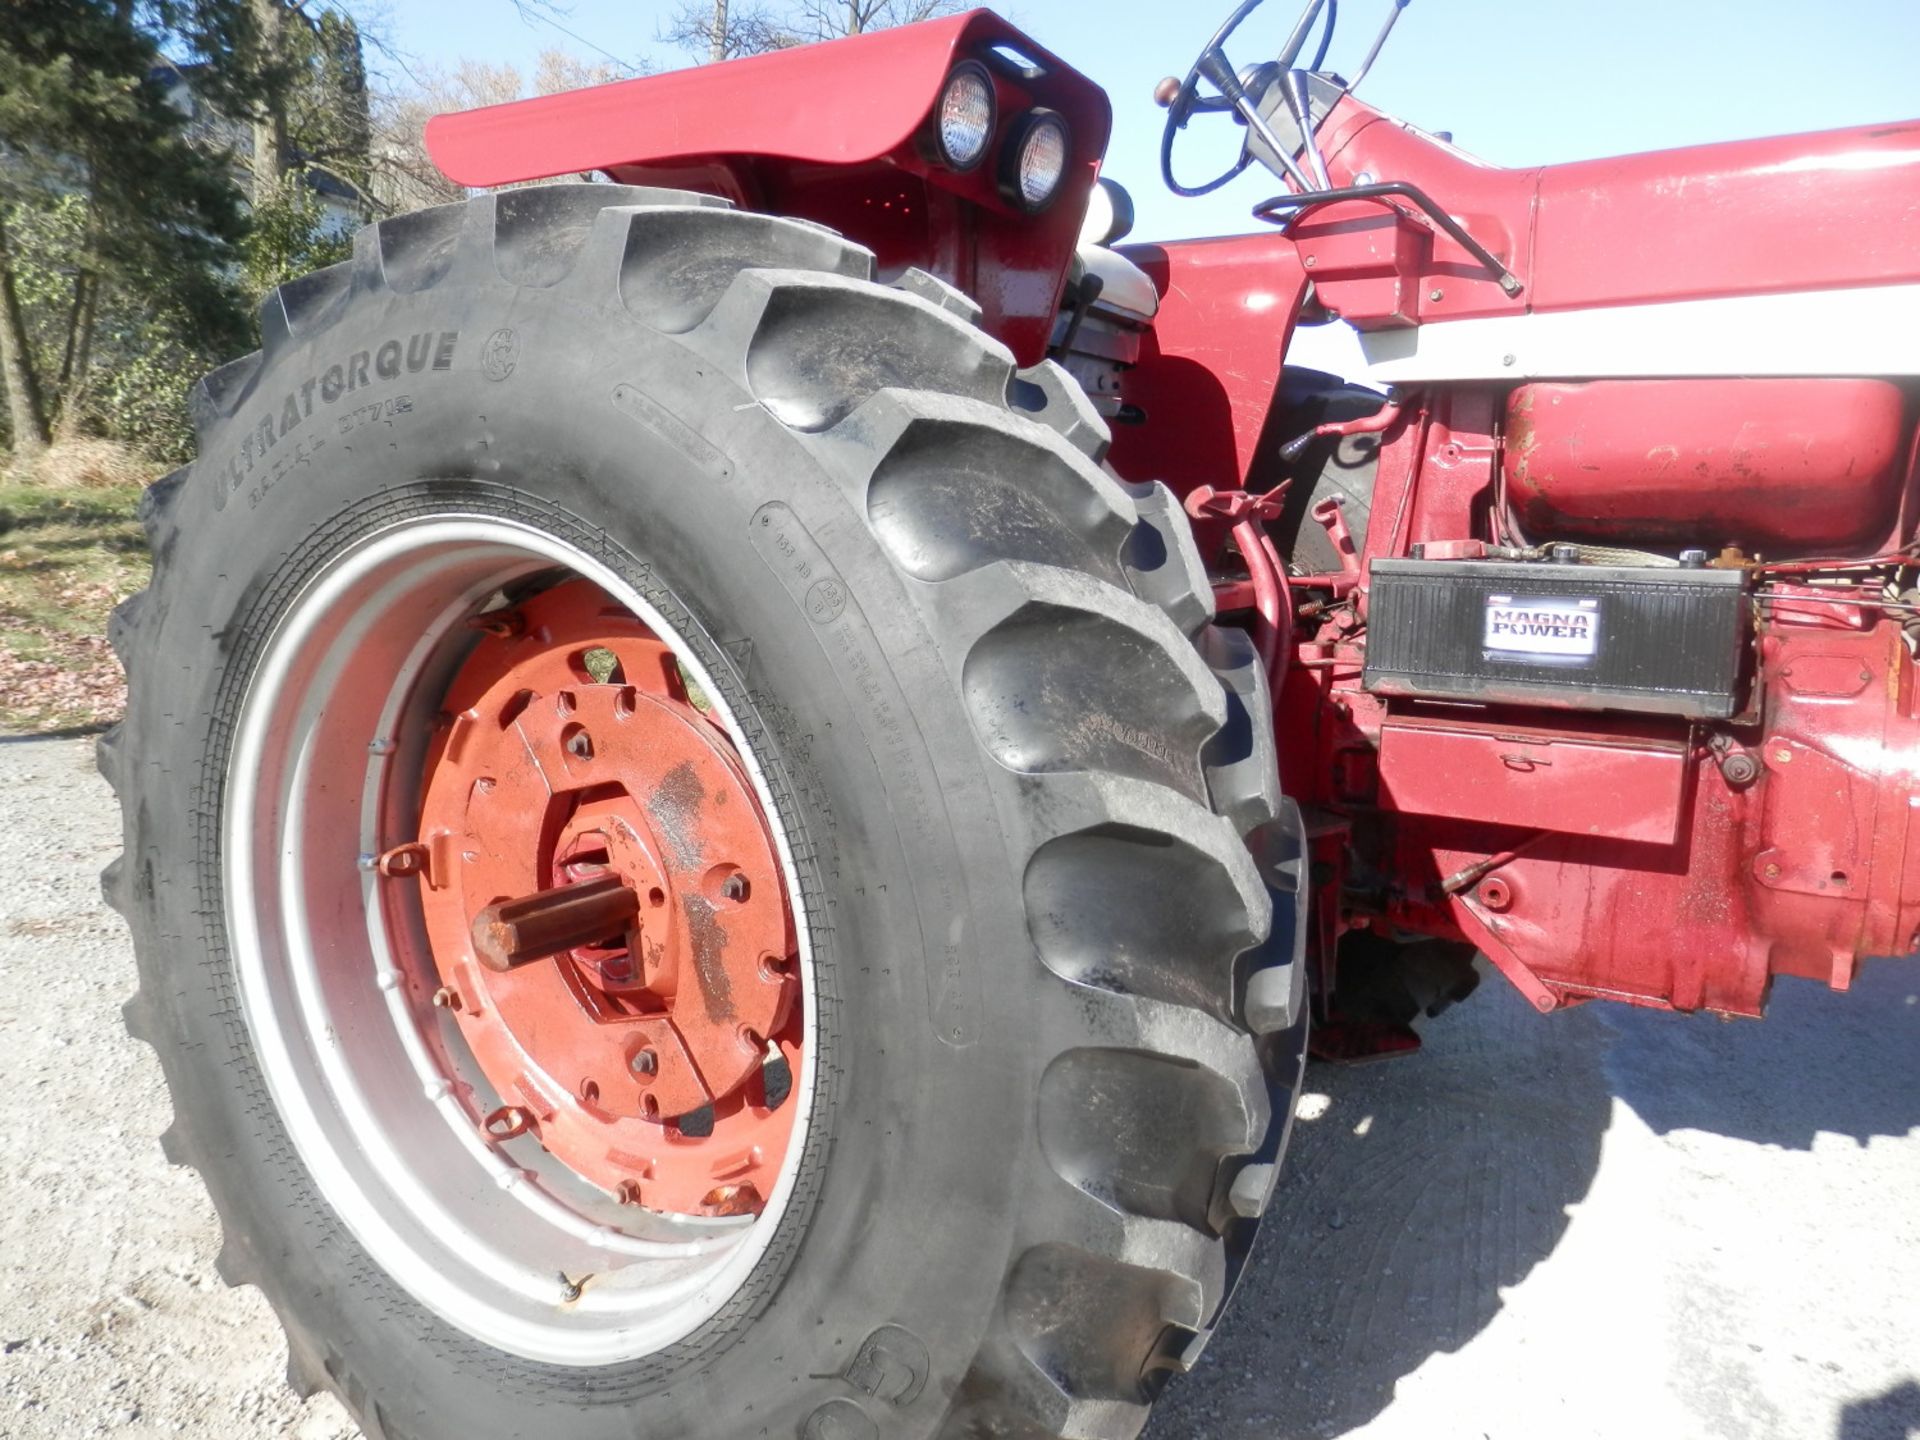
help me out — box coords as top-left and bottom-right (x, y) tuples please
(749, 502), (982, 1050)
(245, 434), (327, 511)
(213, 329), (458, 510)
(611, 384), (734, 482)
(336, 395), (414, 437)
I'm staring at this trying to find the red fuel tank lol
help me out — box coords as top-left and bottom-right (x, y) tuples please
(1503, 378), (1909, 554)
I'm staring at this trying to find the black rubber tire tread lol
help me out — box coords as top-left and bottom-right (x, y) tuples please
(104, 183), (1301, 1440)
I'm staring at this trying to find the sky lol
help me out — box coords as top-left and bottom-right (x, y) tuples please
(376, 0), (1920, 242)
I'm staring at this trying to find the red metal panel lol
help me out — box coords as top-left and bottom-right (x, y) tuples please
(1356, 616), (1920, 1017)
(1377, 719), (1687, 845)
(1107, 233), (1307, 499)
(1308, 97), (1535, 326)
(1287, 200), (1426, 331)
(1531, 122), (1920, 312)
(1505, 379), (1909, 553)
(1469, 625), (1915, 1012)
(429, 12), (984, 184)
(1279, 378), (1920, 1018)
(1310, 97), (1920, 327)
(422, 12), (1110, 366)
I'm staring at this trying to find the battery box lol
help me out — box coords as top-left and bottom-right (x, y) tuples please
(1363, 557), (1749, 719)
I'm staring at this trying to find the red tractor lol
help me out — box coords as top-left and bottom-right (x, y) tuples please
(103, 2), (1920, 1436)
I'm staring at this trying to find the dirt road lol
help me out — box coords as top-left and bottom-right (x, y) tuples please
(2, 734), (1915, 1439)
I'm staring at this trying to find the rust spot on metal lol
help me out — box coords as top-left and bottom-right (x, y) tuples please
(680, 892), (737, 1022)
(650, 759), (708, 869)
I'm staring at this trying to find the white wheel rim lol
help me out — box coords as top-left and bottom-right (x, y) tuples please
(222, 516), (818, 1366)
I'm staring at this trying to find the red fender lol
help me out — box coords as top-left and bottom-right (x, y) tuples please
(424, 10), (1111, 363)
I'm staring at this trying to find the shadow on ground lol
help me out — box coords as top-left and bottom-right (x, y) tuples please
(1838, 1379), (1920, 1440)
(1144, 960), (1920, 1439)
(0, 723), (113, 744)
(1602, 961), (1920, 1150)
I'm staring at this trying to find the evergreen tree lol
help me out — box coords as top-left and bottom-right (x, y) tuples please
(245, 2), (374, 214)
(241, 6), (371, 306)
(0, 0), (258, 456)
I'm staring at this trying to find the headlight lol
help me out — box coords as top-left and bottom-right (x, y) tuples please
(1001, 109), (1071, 214)
(933, 62), (995, 172)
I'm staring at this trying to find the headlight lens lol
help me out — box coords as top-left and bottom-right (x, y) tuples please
(1004, 110), (1071, 213)
(935, 63), (995, 172)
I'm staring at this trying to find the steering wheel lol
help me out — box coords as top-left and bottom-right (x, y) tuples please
(1158, 0), (1338, 197)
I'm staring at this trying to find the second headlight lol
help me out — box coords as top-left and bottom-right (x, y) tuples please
(1001, 109), (1071, 214)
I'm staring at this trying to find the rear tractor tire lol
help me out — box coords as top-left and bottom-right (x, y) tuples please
(102, 184), (1306, 1440)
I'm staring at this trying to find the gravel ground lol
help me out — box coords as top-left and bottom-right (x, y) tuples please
(2, 733), (1916, 1440)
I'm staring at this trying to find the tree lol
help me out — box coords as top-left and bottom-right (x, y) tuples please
(286, 10), (374, 207)
(663, 0), (962, 60)
(239, 3), (375, 216)
(785, 0), (964, 40)
(661, 0), (794, 60)
(242, 172), (352, 301)
(369, 50), (631, 215)
(0, 0), (257, 457)
(237, 6), (374, 304)
(247, 0), (291, 205)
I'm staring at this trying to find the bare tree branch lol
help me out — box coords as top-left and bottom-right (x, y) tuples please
(368, 48), (627, 212)
(659, 0), (794, 61)
(786, 0), (963, 41)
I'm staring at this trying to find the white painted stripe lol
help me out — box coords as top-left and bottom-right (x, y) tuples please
(1348, 281), (1920, 383)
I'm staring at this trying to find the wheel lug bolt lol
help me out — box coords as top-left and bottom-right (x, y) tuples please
(630, 1048), (657, 1077)
(566, 730), (594, 760)
(720, 873), (749, 903)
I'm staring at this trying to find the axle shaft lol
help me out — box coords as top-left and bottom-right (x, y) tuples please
(471, 873), (639, 972)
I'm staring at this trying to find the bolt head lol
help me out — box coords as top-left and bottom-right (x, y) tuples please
(566, 731), (594, 760)
(629, 1049), (657, 1077)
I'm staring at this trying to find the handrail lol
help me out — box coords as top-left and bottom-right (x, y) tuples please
(1253, 180), (1525, 296)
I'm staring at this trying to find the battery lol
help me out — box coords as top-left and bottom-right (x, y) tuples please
(1363, 557), (1749, 719)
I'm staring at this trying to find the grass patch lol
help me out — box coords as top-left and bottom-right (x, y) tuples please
(0, 468), (155, 733)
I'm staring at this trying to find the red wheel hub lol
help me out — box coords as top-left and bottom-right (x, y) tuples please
(412, 580), (800, 1217)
